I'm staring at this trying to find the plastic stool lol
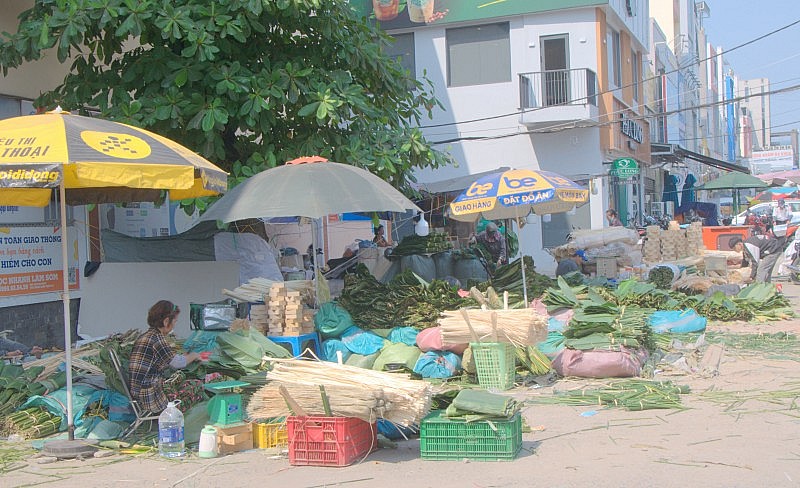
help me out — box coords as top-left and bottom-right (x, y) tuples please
(268, 332), (321, 358)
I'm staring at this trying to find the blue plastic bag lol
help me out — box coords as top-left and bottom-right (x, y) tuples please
(314, 302), (356, 339)
(321, 339), (352, 363)
(377, 418), (417, 440)
(649, 309), (707, 333)
(412, 351), (462, 378)
(387, 326), (419, 346)
(548, 317), (566, 332)
(538, 331), (565, 358)
(340, 326), (386, 355)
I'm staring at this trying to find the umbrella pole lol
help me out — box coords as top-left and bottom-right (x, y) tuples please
(59, 182), (75, 440)
(515, 207), (529, 307)
(312, 218), (320, 307)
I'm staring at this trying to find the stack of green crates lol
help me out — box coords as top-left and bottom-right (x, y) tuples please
(470, 342), (516, 390)
(420, 410), (522, 461)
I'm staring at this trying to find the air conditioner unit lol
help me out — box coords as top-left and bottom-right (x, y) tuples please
(649, 202), (665, 217)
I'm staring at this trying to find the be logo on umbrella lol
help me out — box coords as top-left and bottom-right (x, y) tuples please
(451, 168), (588, 217)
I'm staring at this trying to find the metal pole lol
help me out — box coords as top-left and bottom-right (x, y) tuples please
(515, 207), (528, 307)
(59, 182), (74, 440)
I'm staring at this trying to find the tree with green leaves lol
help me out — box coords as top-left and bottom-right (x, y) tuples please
(0, 0), (451, 213)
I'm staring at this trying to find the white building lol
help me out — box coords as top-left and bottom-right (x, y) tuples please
(352, 0), (652, 274)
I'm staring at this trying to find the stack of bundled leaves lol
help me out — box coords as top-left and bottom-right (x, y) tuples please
(541, 278), (794, 324)
(604, 280), (793, 322)
(480, 256), (554, 307)
(390, 232), (453, 256)
(563, 303), (655, 351)
(1, 407), (62, 439)
(601, 280), (678, 310)
(337, 266), (471, 329)
(0, 363), (66, 417)
(541, 277), (585, 311)
(529, 379), (689, 411)
(542, 278), (656, 351)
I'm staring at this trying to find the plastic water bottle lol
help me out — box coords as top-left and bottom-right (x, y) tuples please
(158, 401), (185, 458)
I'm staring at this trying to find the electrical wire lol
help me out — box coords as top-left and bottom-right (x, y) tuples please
(429, 82), (800, 145)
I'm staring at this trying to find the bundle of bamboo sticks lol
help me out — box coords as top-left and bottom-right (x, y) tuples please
(223, 278), (313, 303)
(22, 348), (102, 382)
(438, 308), (548, 346)
(246, 359), (432, 426)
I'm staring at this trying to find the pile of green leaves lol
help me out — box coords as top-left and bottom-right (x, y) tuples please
(648, 266), (675, 289)
(541, 277), (586, 311)
(480, 256), (554, 306)
(529, 379), (689, 411)
(0, 364), (67, 417)
(337, 266), (470, 329)
(541, 278), (794, 324)
(390, 233), (453, 256)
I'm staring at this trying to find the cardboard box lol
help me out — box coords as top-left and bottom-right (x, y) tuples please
(216, 422), (253, 455)
(595, 257), (618, 279)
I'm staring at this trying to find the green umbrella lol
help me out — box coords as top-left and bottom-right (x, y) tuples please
(696, 172), (768, 217)
(199, 156), (420, 222)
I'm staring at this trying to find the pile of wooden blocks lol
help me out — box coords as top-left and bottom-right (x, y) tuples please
(248, 303), (269, 333)
(643, 226), (662, 263)
(267, 283), (315, 336)
(686, 222), (704, 256)
(660, 229), (684, 261)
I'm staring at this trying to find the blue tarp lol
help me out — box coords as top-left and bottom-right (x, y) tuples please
(20, 385), (130, 432)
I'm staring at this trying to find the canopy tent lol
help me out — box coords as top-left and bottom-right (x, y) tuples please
(0, 109), (227, 440)
(696, 172), (768, 216)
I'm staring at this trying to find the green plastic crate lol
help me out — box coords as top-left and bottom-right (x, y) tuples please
(470, 342), (516, 390)
(420, 410), (522, 461)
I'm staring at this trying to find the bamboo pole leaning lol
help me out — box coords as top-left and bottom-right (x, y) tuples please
(247, 359), (433, 426)
(439, 308), (548, 346)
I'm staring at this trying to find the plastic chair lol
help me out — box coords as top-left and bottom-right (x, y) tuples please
(267, 332), (321, 358)
(107, 348), (160, 440)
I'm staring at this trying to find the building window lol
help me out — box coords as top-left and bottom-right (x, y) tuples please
(0, 96), (35, 120)
(447, 22), (511, 87)
(607, 28), (621, 88)
(385, 33), (416, 80)
(631, 49), (640, 102)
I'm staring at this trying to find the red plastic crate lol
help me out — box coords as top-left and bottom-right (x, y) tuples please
(287, 416), (377, 466)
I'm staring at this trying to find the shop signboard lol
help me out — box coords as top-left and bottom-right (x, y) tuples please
(0, 225), (79, 297)
(610, 158), (639, 179)
(348, 0), (604, 29)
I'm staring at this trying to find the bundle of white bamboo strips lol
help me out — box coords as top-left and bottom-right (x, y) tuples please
(22, 348), (102, 382)
(247, 359), (432, 426)
(438, 308), (548, 346)
(223, 278), (313, 302)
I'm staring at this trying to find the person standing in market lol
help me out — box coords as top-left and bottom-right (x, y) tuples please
(773, 198), (792, 225)
(470, 222), (507, 267)
(606, 209), (622, 227)
(129, 300), (207, 413)
(728, 235), (785, 283)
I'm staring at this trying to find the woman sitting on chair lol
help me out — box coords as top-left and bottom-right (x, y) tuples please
(128, 300), (207, 412)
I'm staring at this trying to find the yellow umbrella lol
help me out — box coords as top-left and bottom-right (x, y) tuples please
(0, 109), (228, 439)
(449, 168), (589, 305)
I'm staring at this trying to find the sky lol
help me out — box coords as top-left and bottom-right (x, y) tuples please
(702, 0), (800, 143)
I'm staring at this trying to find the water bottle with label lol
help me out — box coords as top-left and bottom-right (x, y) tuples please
(158, 401), (185, 458)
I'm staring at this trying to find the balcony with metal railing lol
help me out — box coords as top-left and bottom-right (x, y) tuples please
(518, 68), (599, 128)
